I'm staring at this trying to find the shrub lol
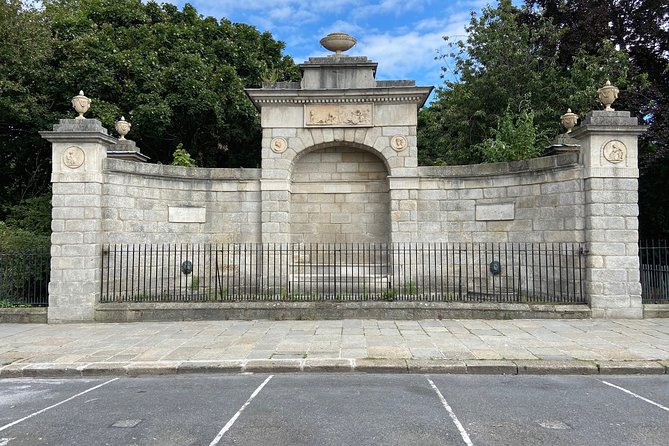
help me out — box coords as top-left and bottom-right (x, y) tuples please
(475, 103), (546, 163)
(171, 144), (196, 167)
(0, 222), (50, 305)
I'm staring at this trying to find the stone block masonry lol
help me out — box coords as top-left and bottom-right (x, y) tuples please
(291, 147), (389, 244)
(41, 119), (114, 322)
(102, 160), (262, 245)
(42, 36), (647, 321)
(414, 155), (585, 243)
(572, 110), (647, 318)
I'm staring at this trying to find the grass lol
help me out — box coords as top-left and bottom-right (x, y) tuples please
(0, 297), (32, 308)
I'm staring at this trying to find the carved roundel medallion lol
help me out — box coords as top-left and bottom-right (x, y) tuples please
(62, 146), (85, 169)
(270, 137), (288, 154)
(602, 140), (627, 164)
(390, 135), (408, 152)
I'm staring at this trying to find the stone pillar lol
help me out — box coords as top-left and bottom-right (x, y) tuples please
(571, 104), (647, 318)
(40, 117), (116, 322)
(260, 180), (291, 245)
(389, 177), (419, 243)
(260, 129), (292, 245)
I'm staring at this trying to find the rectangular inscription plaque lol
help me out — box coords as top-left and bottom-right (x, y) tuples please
(305, 104), (373, 127)
(168, 206), (206, 223)
(475, 203), (515, 221)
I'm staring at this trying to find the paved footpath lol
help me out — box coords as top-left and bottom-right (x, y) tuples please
(1, 319), (668, 377)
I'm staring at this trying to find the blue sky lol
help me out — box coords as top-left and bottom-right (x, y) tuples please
(171, 0), (494, 91)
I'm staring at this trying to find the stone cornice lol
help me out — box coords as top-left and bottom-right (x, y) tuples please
(417, 154), (581, 179)
(104, 158), (261, 180)
(39, 131), (118, 145)
(245, 86), (434, 109)
(107, 151), (151, 163)
(570, 125), (648, 139)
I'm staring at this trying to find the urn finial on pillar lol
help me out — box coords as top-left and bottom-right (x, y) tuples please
(320, 32), (356, 55)
(560, 108), (578, 134)
(115, 116), (131, 140)
(71, 90), (91, 119)
(597, 80), (619, 111)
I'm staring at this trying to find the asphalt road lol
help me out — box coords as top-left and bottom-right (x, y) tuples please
(0, 374), (667, 445)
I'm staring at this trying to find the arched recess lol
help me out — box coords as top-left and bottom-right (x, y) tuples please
(290, 143), (390, 244)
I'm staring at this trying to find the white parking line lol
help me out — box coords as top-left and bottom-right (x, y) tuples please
(208, 375), (274, 446)
(600, 380), (669, 412)
(426, 377), (474, 446)
(0, 378), (119, 433)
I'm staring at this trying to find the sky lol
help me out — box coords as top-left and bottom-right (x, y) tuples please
(170, 0), (495, 93)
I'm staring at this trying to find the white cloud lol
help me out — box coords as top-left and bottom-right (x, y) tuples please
(267, 6), (294, 20)
(321, 20), (368, 36)
(166, 0), (484, 88)
(349, 10), (470, 82)
(192, 0), (360, 21)
(355, 31), (447, 81)
(353, 0), (431, 19)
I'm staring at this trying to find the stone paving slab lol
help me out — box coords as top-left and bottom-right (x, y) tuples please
(0, 319), (668, 376)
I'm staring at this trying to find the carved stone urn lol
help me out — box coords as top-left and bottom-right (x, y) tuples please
(560, 109), (578, 133)
(71, 90), (91, 119)
(320, 32), (356, 55)
(597, 80), (619, 111)
(115, 116), (131, 140)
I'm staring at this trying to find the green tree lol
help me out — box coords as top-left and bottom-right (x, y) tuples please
(419, 0), (634, 165)
(0, 221), (50, 305)
(0, 0), (55, 211)
(0, 0), (299, 224)
(43, 0), (299, 167)
(524, 0), (669, 238)
(4, 193), (52, 236)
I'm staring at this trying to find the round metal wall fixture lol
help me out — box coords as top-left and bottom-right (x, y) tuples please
(489, 261), (501, 276)
(181, 260), (193, 275)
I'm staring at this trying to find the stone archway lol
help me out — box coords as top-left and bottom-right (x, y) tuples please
(290, 144), (390, 244)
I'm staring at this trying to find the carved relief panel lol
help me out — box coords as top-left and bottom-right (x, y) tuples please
(602, 140), (627, 164)
(305, 103), (373, 127)
(62, 146), (85, 169)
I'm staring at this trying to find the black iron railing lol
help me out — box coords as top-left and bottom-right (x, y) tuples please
(0, 250), (50, 306)
(640, 240), (669, 304)
(100, 243), (585, 304)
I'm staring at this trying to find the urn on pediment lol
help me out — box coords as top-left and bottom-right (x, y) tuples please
(72, 90), (91, 119)
(115, 116), (131, 140)
(320, 32), (356, 55)
(597, 80), (619, 111)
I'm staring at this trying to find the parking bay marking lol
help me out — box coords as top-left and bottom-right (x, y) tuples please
(0, 378), (119, 433)
(426, 377), (475, 446)
(600, 380), (669, 412)
(208, 375), (274, 446)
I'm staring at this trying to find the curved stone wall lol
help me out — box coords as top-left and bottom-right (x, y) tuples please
(100, 159), (262, 245)
(413, 153), (585, 243)
(93, 154), (585, 247)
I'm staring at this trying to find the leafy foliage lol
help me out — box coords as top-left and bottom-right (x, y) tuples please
(0, 221), (50, 252)
(171, 144), (196, 167)
(523, 0), (669, 238)
(524, 0), (669, 170)
(420, 0), (667, 237)
(419, 0), (638, 165)
(475, 104), (544, 163)
(0, 0), (54, 210)
(0, 0), (299, 222)
(3, 193), (52, 236)
(0, 221), (50, 305)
